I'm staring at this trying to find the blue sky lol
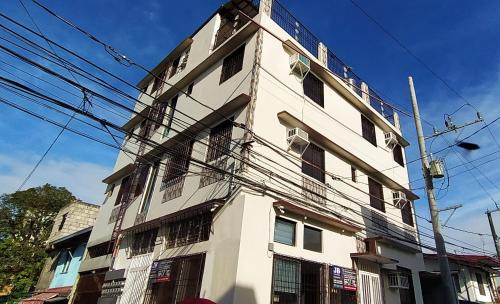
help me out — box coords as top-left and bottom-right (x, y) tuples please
(0, 0), (499, 255)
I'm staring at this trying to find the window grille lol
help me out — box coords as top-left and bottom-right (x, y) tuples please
(130, 227), (158, 257)
(161, 140), (193, 202)
(165, 212), (212, 249)
(134, 165), (150, 198)
(151, 69), (166, 93)
(87, 241), (114, 258)
(368, 178), (385, 212)
(149, 101), (168, 135)
(220, 44), (245, 84)
(302, 143), (325, 183)
(115, 176), (131, 206)
(303, 72), (324, 107)
(361, 115), (377, 146)
(168, 56), (181, 79)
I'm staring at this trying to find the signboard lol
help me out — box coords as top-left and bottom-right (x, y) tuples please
(331, 266), (357, 291)
(331, 266), (343, 289)
(342, 268), (357, 291)
(149, 259), (173, 283)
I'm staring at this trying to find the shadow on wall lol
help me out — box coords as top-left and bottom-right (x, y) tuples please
(216, 284), (258, 304)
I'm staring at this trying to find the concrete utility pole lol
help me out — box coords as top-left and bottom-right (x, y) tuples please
(486, 209), (500, 259)
(408, 76), (458, 304)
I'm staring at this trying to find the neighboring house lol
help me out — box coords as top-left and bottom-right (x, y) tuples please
(420, 254), (500, 304)
(82, 0), (425, 303)
(21, 201), (99, 304)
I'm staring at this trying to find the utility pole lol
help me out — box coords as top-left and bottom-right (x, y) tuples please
(486, 209), (500, 259)
(408, 76), (458, 304)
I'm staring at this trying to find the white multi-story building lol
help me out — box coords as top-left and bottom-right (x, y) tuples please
(77, 0), (425, 303)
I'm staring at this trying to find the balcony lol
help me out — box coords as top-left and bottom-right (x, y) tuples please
(213, 0), (260, 49)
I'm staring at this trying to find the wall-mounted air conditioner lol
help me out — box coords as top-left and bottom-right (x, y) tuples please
(392, 191), (407, 209)
(289, 53), (310, 79)
(286, 127), (309, 155)
(384, 132), (398, 149)
(387, 272), (410, 289)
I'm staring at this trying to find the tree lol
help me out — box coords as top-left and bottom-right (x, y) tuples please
(0, 184), (74, 299)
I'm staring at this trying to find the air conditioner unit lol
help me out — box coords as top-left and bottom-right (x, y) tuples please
(286, 127), (309, 155)
(392, 191), (407, 209)
(384, 132), (398, 149)
(289, 53), (310, 79)
(387, 272), (410, 289)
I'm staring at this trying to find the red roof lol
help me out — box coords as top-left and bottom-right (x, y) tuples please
(425, 254), (500, 268)
(20, 292), (58, 304)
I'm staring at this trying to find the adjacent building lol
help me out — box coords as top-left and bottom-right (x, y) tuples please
(82, 0), (425, 303)
(22, 200), (99, 304)
(420, 254), (500, 304)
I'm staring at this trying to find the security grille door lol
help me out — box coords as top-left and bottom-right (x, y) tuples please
(120, 253), (153, 304)
(359, 271), (383, 304)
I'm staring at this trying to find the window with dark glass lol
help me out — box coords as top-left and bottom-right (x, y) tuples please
(351, 166), (357, 183)
(475, 273), (486, 295)
(303, 226), (322, 252)
(393, 144), (405, 167)
(115, 175), (131, 206)
(361, 115), (377, 146)
(220, 44), (245, 84)
(130, 227), (158, 256)
(302, 143), (325, 183)
(368, 177), (385, 212)
(398, 267), (416, 304)
(58, 213), (67, 231)
(274, 217), (296, 246)
(187, 82), (194, 95)
(401, 201), (414, 227)
(206, 120), (233, 162)
(151, 69), (166, 93)
(162, 141), (193, 189)
(146, 254), (205, 304)
(303, 72), (324, 107)
(165, 212), (212, 249)
(134, 165), (150, 197)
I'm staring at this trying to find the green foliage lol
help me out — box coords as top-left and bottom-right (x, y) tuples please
(0, 184), (74, 298)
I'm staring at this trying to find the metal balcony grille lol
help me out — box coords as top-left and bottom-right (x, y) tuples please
(302, 176), (326, 205)
(165, 212), (212, 249)
(130, 227), (158, 257)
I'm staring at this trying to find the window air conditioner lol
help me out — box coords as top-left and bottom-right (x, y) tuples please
(387, 272), (410, 289)
(289, 53), (310, 79)
(392, 191), (407, 209)
(286, 127), (309, 155)
(384, 132), (398, 149)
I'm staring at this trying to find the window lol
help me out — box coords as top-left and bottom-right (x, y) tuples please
(274, 217), (295, 246)
(452, 273), (461, 293)
(165, 212), (211, 248)
(151, 69), (166, 93)
(130, 227), (158, 256)
(163, 95), (178, 138)
(115, 175), (131, 206)
(475, 273), (486, 296)
(401, 201), (414, 227)
(206, 120), (233, 162)
(302, 143), (325, 183)
(139, 164), (159, 214)
(368, 177), (385, 212)
(134, 165), (151, 198)
(398, 267), (416, 304)
(146, 254), (205, 304)
(220, 44), (245, 84)
(351, 166), (357, 183)
(303, 72), (324, 107)
(61, 249), (73, 273)
(393, 144), (405, 167)
(150, 101), (168, 133)
(303, 226), (322, 252)
(187, 82), (194, 95)
(272, 256), (324, 304)
(361, 115), (377, 146)
(162, 141), (193, 189)
(169, 56), (181, 79)
(58, 213), (68, 231)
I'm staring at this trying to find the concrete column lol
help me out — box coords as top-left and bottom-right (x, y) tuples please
(318, 42), (328, 66)
(393, 111), (401, 130)
(260, 0), (273, 16)
(361, 82), (370, 104)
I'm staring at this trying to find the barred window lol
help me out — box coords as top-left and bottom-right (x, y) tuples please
(161, 141), (193, 189)
(165, 212), (212, 249)
(134, 165), (150, 198)
(130, 227), (158, 256)
(163, 95), (178, 138)
(302, 143), (325, 183)
(115, 175), (131, 206)
(361, 115), (377, 146)
(169, 56), (181, 79)
(151, 69), (166, 93)
(303, 72), (324, 107)
(393, 144), (405, 167)
(368, 177), (385, 212)
(206, 120), (233, 162)
(150, 101), (168, 134)
(401, 201), (414, 227)
(220, 44), (245, 84)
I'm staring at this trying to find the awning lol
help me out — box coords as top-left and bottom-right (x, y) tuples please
(102, 163), (135, 184)
(21, 292), (58, 304)
(351, 252), (399, 265)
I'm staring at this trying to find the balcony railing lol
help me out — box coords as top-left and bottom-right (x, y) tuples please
(271, 0), (397, 126)
(302, 176), (326, 205)
(213, 0), (260, 49)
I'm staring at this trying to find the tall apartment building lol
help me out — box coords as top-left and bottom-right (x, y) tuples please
(79, 0), (425, 303)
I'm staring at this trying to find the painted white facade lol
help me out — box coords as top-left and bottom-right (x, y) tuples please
(82, 0), (427, 304)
